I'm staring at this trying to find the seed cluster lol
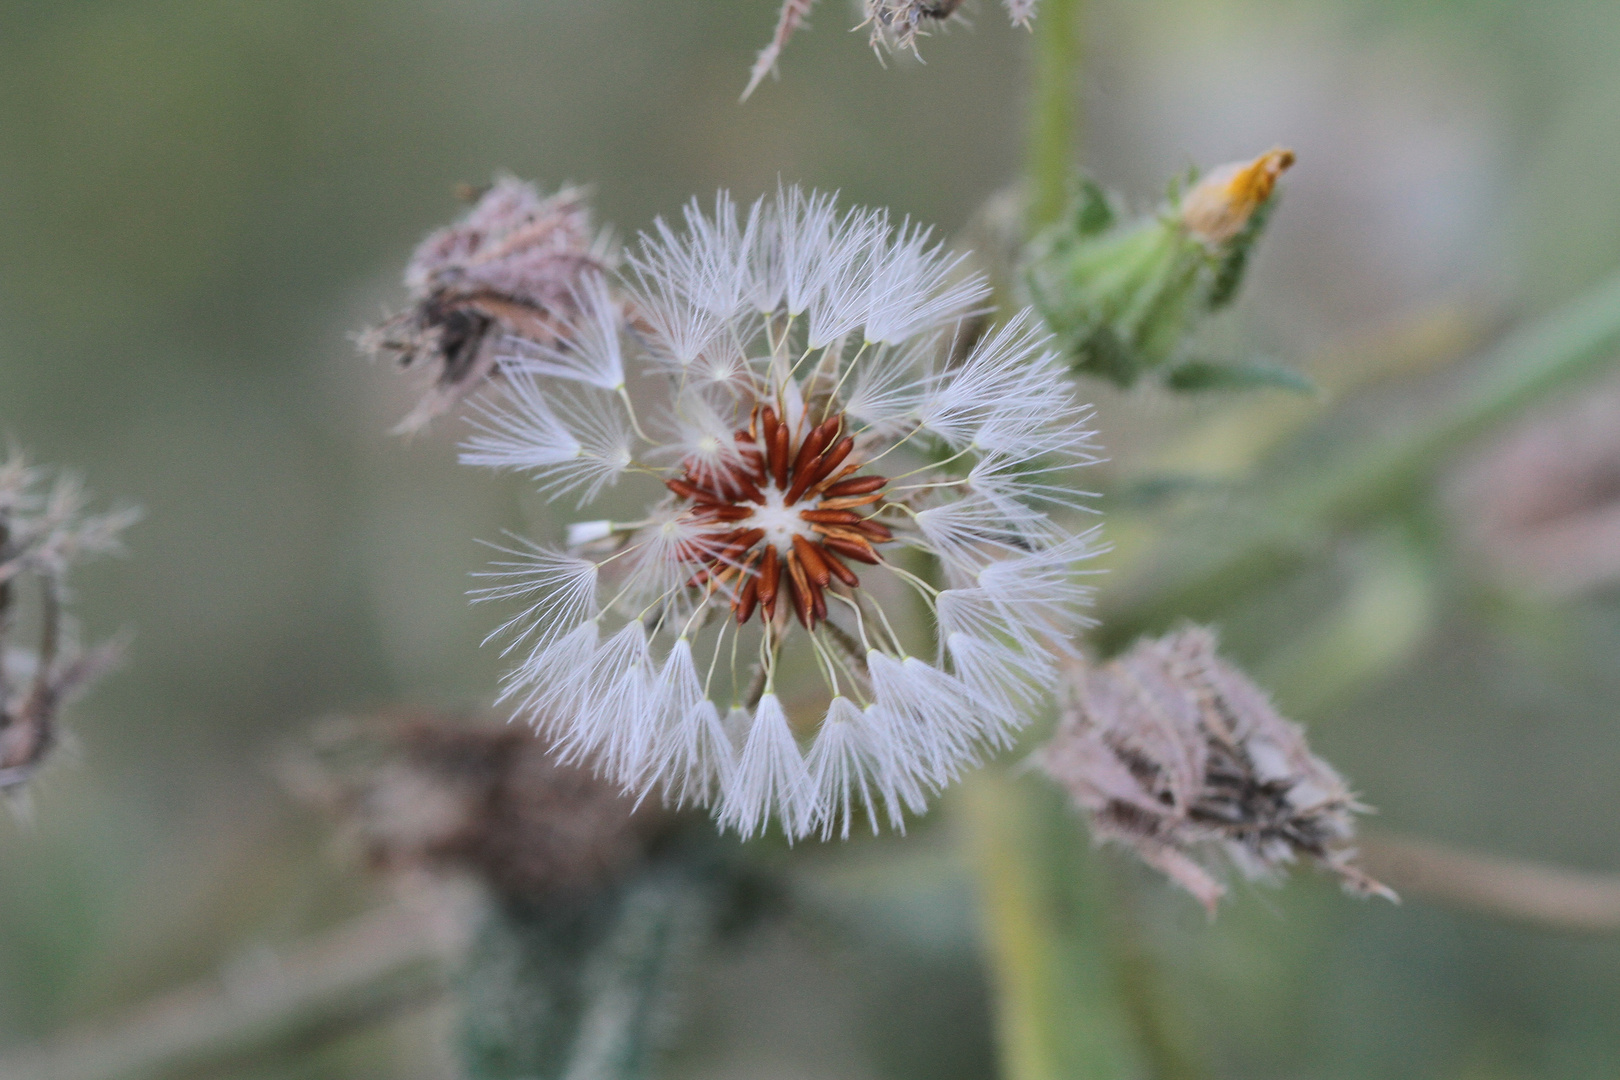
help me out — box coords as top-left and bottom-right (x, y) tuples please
(669, 408), (893, 630)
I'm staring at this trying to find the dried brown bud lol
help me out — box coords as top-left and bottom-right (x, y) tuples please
(1180, 148), (1295, 245)
(1448, 373), (1620, 596)
(1037, 628), (1391, 911)
(862, 0), (968, 56)
(0, 456), (134, 801)
(285, 712), (670, 900)
(360, 178), (608, 434)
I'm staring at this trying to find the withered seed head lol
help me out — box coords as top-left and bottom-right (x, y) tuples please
(285, 712), (669, 900)
(360, 177), (608, 435)
(1037, 627), (1391, 912)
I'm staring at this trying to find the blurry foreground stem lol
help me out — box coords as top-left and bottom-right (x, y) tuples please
(0, 903), (457, 1080)
(960, 771), (1135, 1080)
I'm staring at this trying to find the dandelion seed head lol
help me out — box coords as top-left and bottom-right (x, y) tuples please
(463, 186), (1099, 839)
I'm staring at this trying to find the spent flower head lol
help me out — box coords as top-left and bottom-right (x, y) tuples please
(0, 455), (136, 800)
(463, 185), (1101, 841)
(744, 0), (1040, 100)
(1038, 627), (1390, 911)
(360, 177), (610, 433)
(284, 711), (668, 901)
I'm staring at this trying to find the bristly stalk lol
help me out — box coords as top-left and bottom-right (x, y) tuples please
(1025, 0), (1081, 234)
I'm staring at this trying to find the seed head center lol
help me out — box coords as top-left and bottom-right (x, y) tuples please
(747, 486), (814, 552)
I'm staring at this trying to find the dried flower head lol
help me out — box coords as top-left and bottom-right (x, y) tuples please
(464, 185), (1101, 841)
(743, 0), (1038, 99)
(862, 0), (969, 57)
(1448, 373), (1620, 596)
(0, 455), (136, 800)
(285, 712), (668, 900)
(1037, 627), (1390, 911)
(1179, 148), (1295, 245)
(360, 178), (609, 434)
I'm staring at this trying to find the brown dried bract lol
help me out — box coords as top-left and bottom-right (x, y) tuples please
(862, 0), (968, 56)
(743, 0), (818, 101)
(360, 178), (608, 434)
(1037, 627), (1391, 912)
(285, 712), (671, 900)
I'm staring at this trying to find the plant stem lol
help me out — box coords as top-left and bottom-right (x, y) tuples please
(1026, 0), (1081, 234)
(959, 771), (1134, 1080)
(1099, 270), (1620, 651)
(0, 904), (456, 1080)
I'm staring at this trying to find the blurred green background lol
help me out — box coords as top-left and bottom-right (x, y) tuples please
(2, 1), (1620, 1077)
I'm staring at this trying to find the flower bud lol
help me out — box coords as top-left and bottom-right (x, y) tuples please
(1024, 150), (1296, 389)
(1180, 148), (1294, 245)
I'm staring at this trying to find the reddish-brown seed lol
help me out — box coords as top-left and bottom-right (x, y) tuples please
(822, 474), (888, 499)
(791, 535), (832, 587)
(784, 417), (843, 502)
(852, 519), (893, 542)
(713, 528), (766, 568)
(811, 580), (828, 623)
(770, 422), (790, 490)
(821, 535), (881, 565)
(801, 437), (855, 494)
(818, 543), (861, 586)
(733, 576), (760, 624)
(758, 545), (781, 609)
(695, 504), (754, 521)
(729, 474), (765, 504)
(759, 407), (780, 476)
(799, 508), (864, 525)
(785, 551), (814, 628)
(807, 460), (861, 501)
(816, 492), (885, 511)
(666, 478), (722, 504)
(789, 417), (836, 484)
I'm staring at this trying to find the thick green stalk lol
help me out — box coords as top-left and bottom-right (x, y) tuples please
(1099, 270), (1620, 651)
(1026, 0), (1081, 233)
(960, 771), (1135, 1080)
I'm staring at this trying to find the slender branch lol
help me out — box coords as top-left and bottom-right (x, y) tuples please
(1100, 271), (1620, 650)
(0, 903), (461, 1080)
(1358, 832), (1620, 933)
(1025, 0), (1081, 234)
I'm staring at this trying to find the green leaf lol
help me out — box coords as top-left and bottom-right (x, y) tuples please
(1073, 176), (1116, 236)
(1205, 194), (1277, 311)
(1164, 356), (1316, 395)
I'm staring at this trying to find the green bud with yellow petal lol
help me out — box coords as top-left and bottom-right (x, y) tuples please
(1024, 149), (1297, 390)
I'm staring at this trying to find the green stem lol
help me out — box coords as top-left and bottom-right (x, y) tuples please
(1099, 269), (1620, 651)
(959, 771), (1134, 1080)
(1026, 0), (1081, 234)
